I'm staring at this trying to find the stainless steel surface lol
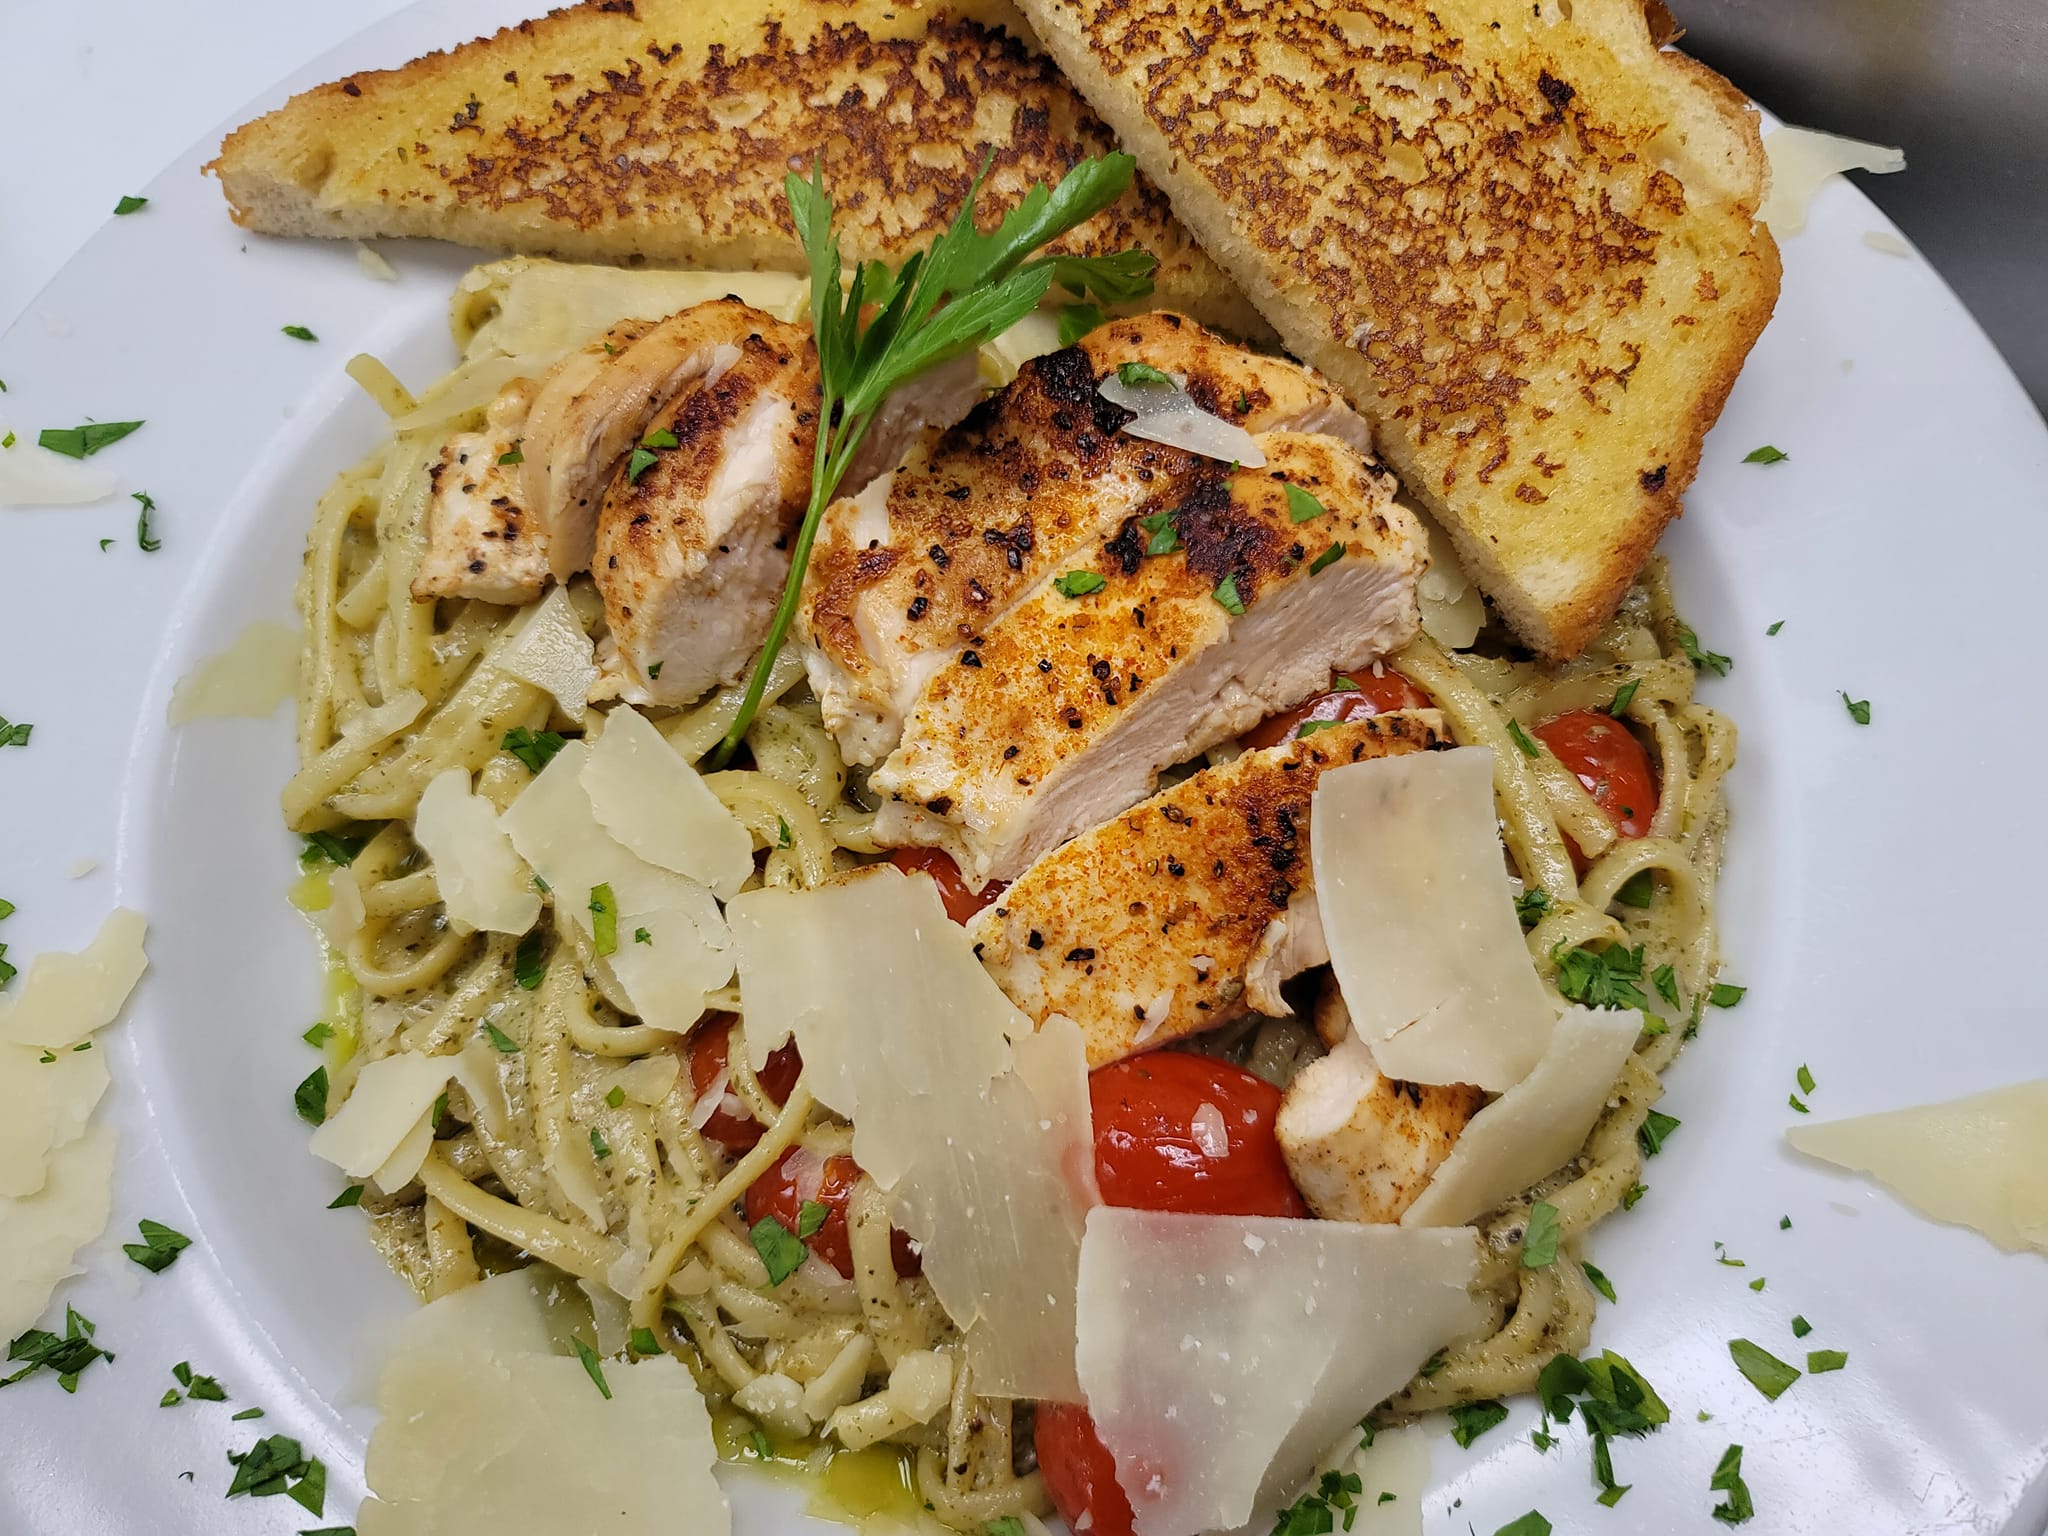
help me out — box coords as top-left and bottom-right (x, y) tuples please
(1675, 0), (2048, 416)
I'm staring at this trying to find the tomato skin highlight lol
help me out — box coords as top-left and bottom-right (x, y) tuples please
(887, 846), (1008, 924)
(1532, 710), (1660, 841)
(1035, 1402), (1138, 1536)
(1239, 671), (1433, 751)
(742, 1146), (921, 1280)
(1089, 1051), (1309, 1219)
(686, 1015), (802, 1153)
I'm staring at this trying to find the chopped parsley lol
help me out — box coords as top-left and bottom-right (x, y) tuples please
(626, 447), (660, 482)
(1710, 981), (1747, 1008)
(1448, 1400), (1509, 1448)
(1807, 1348), (1848, 1373)
(748, 1428), (773, 1460)
(225, 1433), (326, 1514)
(1582, 1260), (1617, 1302)
(1791, 1315), (1813, 1338)
(282, 325), (318, 342)
(1139, 507), (1182, 555)
(230, 1406), (264, 1421)
(1789, 1092), (1810, 1113)
(1779, 1215), (1792, 1230)
(1053, 570), (1106, 598)
(629, 1327), (661, 1358)
(1622, 1181), (1648, 1210)
(988, 1519), (1028, 1536)
(1677, 624), (1732, 677)
(1493, 1516), (1551, 1536)
(749, 1215), (807, 1286)
(633, 926), (652, 945)
(1714, 1241), (1745, 1267)
(294, 1066), (329, 1127)
(1614, 869), (1655, 908)
(1637, 1108), (1681, 1157)
(1, 1307), (112, 1391)
(1283, 483), (1328, 523)
(114, 195), (150, 215)
(497, 442), (524, 466)
(589, 1127), (611, 1160)
(1840, 691), (1871, 725)
(162, 1361), (229, 1407)
(777, 816), (793, 849)
(1766, 619), (1785, 636)
(37, 420), (143, 459)
(1308, 541), (1345, 575)
(647, 661), (663, 679)
(500, 727), (567, 773)
(484, 1022), (519, 1054)
(1552, 941), (1651, 1011)
(1796, 1063), (1816, 1094)
(605, 1085), (626, 1109)
(1272, 1469), (1362, 1533)
(1116, 361), (1174, 388)
(327, 1185), (364, 1209)
(514, 931), (547, 990)
(589, 883), (619, 956)
(571, 1337), (612, 1399)
(122, 1218), (193, 1274)
(0, 431), (12, 449)
(1609, 678), (1640, 716)
(797, 1200), (830, 1239)
(299, 830), (367, 868)
(1709, 1443), (1755, 1524)
(1294, 718), (1343, 739)
(1728, 1338), (1801, 1401)
(1515, 886), (1552, 929)
(1521, 1201), (1560, 1268)
(133, 490), (162, 552)
(302, 1022), (334, 1048)
(1532, 1350), (1668, 1507)
(1505, 717), (1541, 758)
(1058, 303), (1106, 347)
(1212, 574), (1246, 615)
(1748, 1276), (1767, 1292)
(1742, 445), (1789, 464)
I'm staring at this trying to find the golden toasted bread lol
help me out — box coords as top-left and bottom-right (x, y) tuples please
(207, 0), (1262, 338)
(1015, 0), (1780, 657)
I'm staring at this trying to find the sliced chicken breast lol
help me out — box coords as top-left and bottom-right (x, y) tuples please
(1275, 981), (1483, 1224)
(592, 314), (817, 706)
(800, 311), (1371, 765)
(871, 433), (1427, 886)
(968, 713), (1442, 1067)
(412, 377), (546, 603)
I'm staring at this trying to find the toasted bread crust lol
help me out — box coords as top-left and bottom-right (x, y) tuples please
(1015, 0), (1781, 656)
(207, 0), (1265, 339)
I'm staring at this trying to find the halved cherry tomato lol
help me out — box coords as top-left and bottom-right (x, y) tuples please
(1089, 1051), (1309, 1219)
(1036, 1403), (1137, 1536)
(887, 846), (1008, 924)
(1532, 709), (1659, 841)
(686, 1014), (802, 1154)
(743, 1145), (920, 1279)
(1238, 670), (1433, 750)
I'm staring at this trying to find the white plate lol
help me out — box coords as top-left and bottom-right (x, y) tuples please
(3, 5), (2046, 1533)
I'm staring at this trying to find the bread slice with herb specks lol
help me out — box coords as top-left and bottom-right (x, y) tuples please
(1013, 0), (1780, 656)
(206, 0), (1264, 339)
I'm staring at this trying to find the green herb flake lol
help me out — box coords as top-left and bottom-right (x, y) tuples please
(1, 1307), (113, 1392)
(1, 432), (13, 449)
(224, 1434), (323, 1512)
(1609, 678), (1640, 716)
(1809, 1348), (1850, 1372)
(1791, 1315), (1813, 1337)
(1748, 1276), (1767, 1292)
(633, 926), (652, 945)
(797, 1200), (830, 1240)
(1448, 1399), (1509, 1448)
(1212, 574), (1246, 615)
(282, 325), (318, 342)
(629, 1327), (661, 1358)
(133, 490), (162, 552)
(589, 883), (619, 957)
(642, 427), (680, 450)
(299, 830), (367, 868)
(1614, 869), (1655, 908)
(1638, 1108), (1681, 1157)
(1766, 620), (1785, 636)
(1308, 541), (1346, 575)
(1728, 1338), (1801, 1401)
(1840, 691), (1871, 724)
(1521, 1201), (1560, 1269)
(1054, 570), (1107, 598)
(514, 931), (547, 990)
(1116, 361), (1174, 388)
(1515, 887), (1552, 930)
(589, 1126), (611, 1160)
(294, 1066), (329, 1127)
(1283, 483), (1328, 523)
(1709, 1443), (1754, 1524)
(483, 1022), (519, 1054)
(1710, 981), (1747, 1008)
(605, 1085), (626, 1109)
(1622, 1182), (1648, 1210)
(1652, 963), (1681, 1008)
(1742, 445), (1789, 464)
(231, 1406), (264, 1420)
(1138, 507), (1181, 556)
(749, 1428), (773, 1461)
(750, 1215), (807, 1286)
(1677, 625), (1733, 677)
(777, 816), (793, 849)
(122, 1218), (193, 1274)
(327, 1185), (364, 1209)
(1058, 303), (1106, 347)
(114, 194), (149, 215)
(1505, 717), (1541, 758)
(1796, 1063), (1816, 1094)
(500, 727), (567, 773)
(571, 1337), (613, 1399)
(497, 442), (524, 465)
(1582, 1260), (1617, 1302)
(626, 446), (659, 483)
(0, 717), (31, 750)
(1789, 1093), (1809, 1113)
(1553, 942), (1652, 1012)
(302, 1022), (334, 1048)
(1493, 1515), (1552, 1536)
(647, 660), (663, 679)
(1779, 1215), (1792, 1230)
(988, 1518), (1028, 1536)
(1293, 719), (1343, 739)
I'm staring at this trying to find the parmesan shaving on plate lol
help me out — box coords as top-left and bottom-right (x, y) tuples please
(728, 866), (1097, 1399)
(0, 1124), (116, 1340)
(0, 1040), (109, 1199)
(1074, 1208), (1485, 1536)
(308, 1051), (459, 1192)
(1760, 125), (1907, 235)
(357, 1270), (729, 1536)
(1786, 1080), (2048, 1255)
(1097, 370), (1267, 467)
(1399, 1006), (1643, 1228)
(0, 907), (149, 1049)
(166, 620), (301, 723)
(414, 768), (542, 934)
(1413, 507), (1484, 650)
(491, 585), (598, 724)
(0, 427), (118, 506)
(1311, 747), (1555, 1091)
(356, 242), (399, 281)
(583, 705), (753, 899)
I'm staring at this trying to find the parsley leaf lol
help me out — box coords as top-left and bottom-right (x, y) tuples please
(589, 1127), (611, 1160)
(113, 195), (149, 215)
(1709, 982), (1746, 1008)
(133, 490), (162, 552)
(1623, 1182), (1648, 1209)
(1796, 1064), (1816, 1095)
(498, 442), (524, 465)
(514, 931), (547, 990)
(1138, 507), (1181, 555)
(797, 1200), (829, 1239)
(1515, 887), (1552, 929)
(1840, 691), (1871, 725)
(1614, 869), (1655, 908)
(1521, 1201), (1560, 1268)
(1448, 1400), (1509, 1448)
(225, 1434), (324, 1512)
(626, 446), (659, 482)
(633, 926), (651, 945)
(1308, 541), (1345, 574)
(1116, 361), (1174, 388)
(1766, 619), (1785, 636)
(1283, 483), (1327, 523)
(1807, 1348), (1847, 1373)
(572, 1337), (612, 1399)
(1552, 942), (1651, 1011)
(1742, 445), (1788, 464)
(776, 816), (793, 849)
(1609, 678), (1640, 715)
(1054, 570), (1106, 598)
(282, 325), (318, 342)
(326, 1185), (364, 1209)
(629, 1327), (661, 1358)
(1, 1307), (112, 1392)
(1677, 624), (1733, 677)
(1505, 717), (1541, 758)
(1637, 1109), (1681, 1157)
(1728, 1338), (1801, 1401)
(1212, 574), (1246, 614)
(40, 421), (146, 459)
(1582, 1260), (1617, 1302)
(484, 1022), (519, 1054)
(750, 1215), (807, 1286)
(0, 717), (30, 749)
(501, 726), (567, 772)
(589, 883), (618, 957)
(1058, 303), (1107, 347)
(294, 1067), (329, 1127)
(1792, 1315), (1813, 1337)
(299, 830), (367, 868)
(1493, 1514), (1552, 1536)
(122, 1218), (193, 1273)
(1710, 1443), (1755, 1524)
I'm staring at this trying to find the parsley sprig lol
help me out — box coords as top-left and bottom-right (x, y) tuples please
(711, 155), (1155, 763)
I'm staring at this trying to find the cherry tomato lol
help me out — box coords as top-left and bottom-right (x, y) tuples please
(1036, 1403), (1138, 1536)
(1239, 670), (1433, 750)
(743, 1146), (920, 1279)
(686, 1014), (802, 1154)
(887, 846), (1008, 924)
(1532, 710), (1659, 841)
(1088, 1052), (1309, 1218)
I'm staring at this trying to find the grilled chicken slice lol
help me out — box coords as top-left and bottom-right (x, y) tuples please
(871, 433), (1427, 886)
(411, 378), (546, 604)
(591, 312), (818, 706)
(801, 311), (1371, 765)
(1275, 981), (1483, 1224)
(968, 713), (1441, 1067)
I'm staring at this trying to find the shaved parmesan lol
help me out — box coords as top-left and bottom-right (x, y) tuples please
(1413, 507), (1484, 650)
(416, 768), (542, 934)
(502, 741), (734, 1031)
(0, 1123), (116, 1339)
(1786, 1080), (2048, 1254)
(0, 1041), (109, 1199)
(356, 242), (400, 282)
(0, 908), (149, 1049)
(1862, 229), (1914, 257)
(492, 586), (597, 724)
(341, 688), (428, 747)
(167, 620), (301, 723)
(308, 1051), (457, 1190)
(979, 309), (1065, 387)
(0, 429), (117, 507)
(1312, 748), (1554, 1091)
(583, 706), (753, 900)
(310, 866), (367, 946)
(611, 1054), (680, 1106)
(1761, 126), (1906, 236)
(358, 1270), (728, 1536)
(1075, 1209), (1484, 1536)
(458, 256), (807, 362)
(1400, 1006), (1642, 1228)
(1098, 372), (1267, 468)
